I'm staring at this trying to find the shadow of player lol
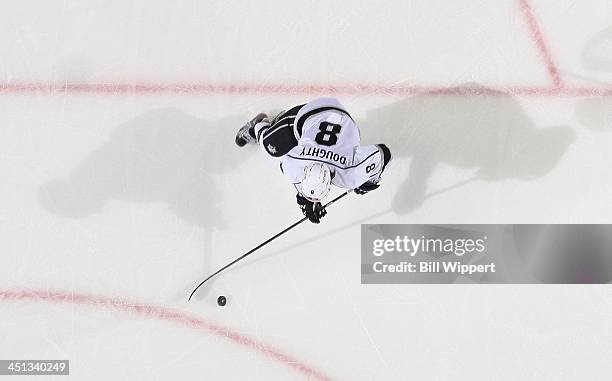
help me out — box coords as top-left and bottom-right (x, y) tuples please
(360, 85), (575, 214)
(38, 108), (249, 229)
(575, 26), (612, 131)
(582, 26), (612, 72)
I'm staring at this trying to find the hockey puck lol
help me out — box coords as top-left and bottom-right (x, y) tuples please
(217, 295), (227, 307)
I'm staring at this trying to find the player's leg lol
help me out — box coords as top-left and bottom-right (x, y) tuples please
(257, 104), (304, 157)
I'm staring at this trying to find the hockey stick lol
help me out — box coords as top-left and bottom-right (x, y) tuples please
(188, 190), (351, 301)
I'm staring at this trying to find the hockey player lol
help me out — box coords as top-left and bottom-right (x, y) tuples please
(235, 97), (392, 223)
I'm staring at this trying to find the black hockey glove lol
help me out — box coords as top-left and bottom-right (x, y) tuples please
(355, 181), (380, 195)
(296, 194), (327, 223)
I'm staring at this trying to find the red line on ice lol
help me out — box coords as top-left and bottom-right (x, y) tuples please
(0, 289), (338, 381)
(517, 0), (562, 87)
(2, 2), (611, 98)
(0, 81), (610, 96)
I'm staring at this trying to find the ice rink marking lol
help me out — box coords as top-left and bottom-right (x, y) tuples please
(0, 1), (609, 98)
(0, 81), (610, 96)
(0, 289), (337, 381)
(517, 0), (562, 87)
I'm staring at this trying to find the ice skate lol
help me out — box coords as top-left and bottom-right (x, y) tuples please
(235, 113), (269, 147)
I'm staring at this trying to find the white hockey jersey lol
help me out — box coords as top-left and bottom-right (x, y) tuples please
(280, 97), (387, 194)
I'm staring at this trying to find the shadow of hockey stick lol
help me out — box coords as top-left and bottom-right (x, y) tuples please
(231, 176), (479, 270)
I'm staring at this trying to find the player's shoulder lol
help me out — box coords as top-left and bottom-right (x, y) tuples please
(303, 96), (346, 109)
(295, 97), (351, 124)
(294, 97), (355, 140)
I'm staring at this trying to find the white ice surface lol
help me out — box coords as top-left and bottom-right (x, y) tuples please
(1, 1), (612, 380)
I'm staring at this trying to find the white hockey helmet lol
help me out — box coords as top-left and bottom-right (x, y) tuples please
(301, 162), (332, 202)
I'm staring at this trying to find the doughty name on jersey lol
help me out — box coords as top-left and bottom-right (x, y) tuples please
(298, 146), (348, 166)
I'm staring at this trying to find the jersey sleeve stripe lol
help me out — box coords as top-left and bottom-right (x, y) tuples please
(264, 122), (293, 138)
(272, 115), (296, 126)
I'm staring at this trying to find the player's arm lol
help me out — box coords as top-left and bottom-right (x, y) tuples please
(353, 144), (392, 195)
